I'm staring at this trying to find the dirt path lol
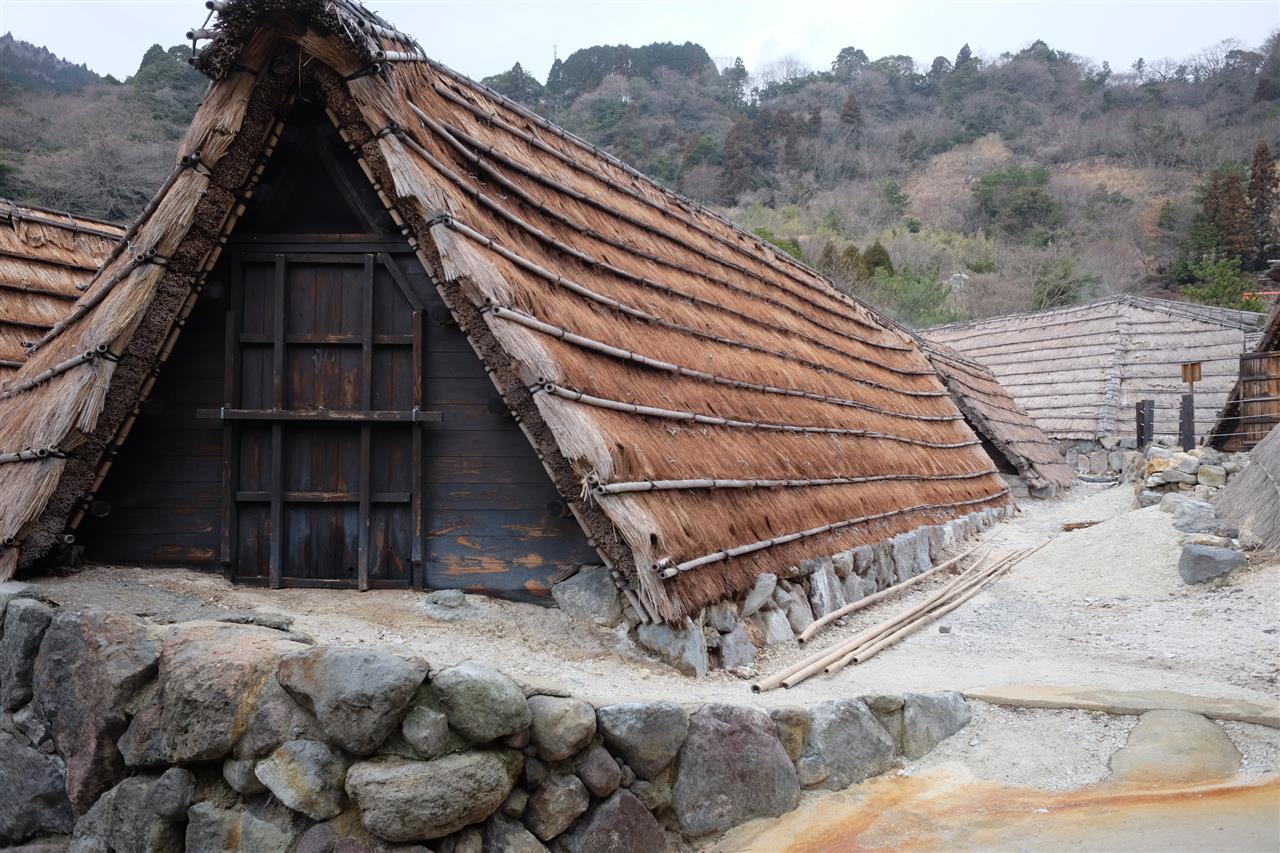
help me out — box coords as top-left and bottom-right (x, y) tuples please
(23, 482), (1280, 709)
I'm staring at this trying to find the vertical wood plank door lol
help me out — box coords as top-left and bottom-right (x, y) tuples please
(226, 250), (420, 588)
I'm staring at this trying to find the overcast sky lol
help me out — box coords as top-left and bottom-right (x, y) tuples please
(1, 0), (1276, 82)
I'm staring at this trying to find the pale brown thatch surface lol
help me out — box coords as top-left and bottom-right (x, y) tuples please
(926, 296), (1263, 442)
(922, 342), (1075, 490)
(1216, 424), (1280, 551)
(0, 201), (123, 382)
(0, 0), (1011, 618)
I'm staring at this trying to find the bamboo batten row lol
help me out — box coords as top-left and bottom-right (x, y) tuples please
(595, 471), (998, 495)
(390, 122), (938, 388)
(419, 70), (891, 335)
(486, 305), (960, 423)
(441, 216), (949, 400)
(417, 105), (914, 358)
(664, 491), (1007, 579)
(538, 383), (982, 449)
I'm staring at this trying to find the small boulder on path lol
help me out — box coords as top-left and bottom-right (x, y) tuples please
(1108, 710), (1241, 785)
(1178, 544), (1246, 584)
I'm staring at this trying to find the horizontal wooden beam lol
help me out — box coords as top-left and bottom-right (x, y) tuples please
(235, 490), (411, 503)
(195, 407), (442, 422)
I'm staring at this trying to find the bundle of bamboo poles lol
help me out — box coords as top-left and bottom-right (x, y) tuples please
(752, 540), (1048, 692)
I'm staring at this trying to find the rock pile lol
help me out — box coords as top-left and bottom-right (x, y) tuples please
(0, 587), (974, 850)
(561, 505), (1013, 677)
(1133, 439), (1251, 507)
(1154, 493), (1256, 585)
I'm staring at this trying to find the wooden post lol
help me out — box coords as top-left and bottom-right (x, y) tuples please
(1180, 393), (1196, 450)
(1136, 399), (1154, 447)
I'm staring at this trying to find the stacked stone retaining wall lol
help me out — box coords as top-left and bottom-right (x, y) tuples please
(0, 587), (972, 851)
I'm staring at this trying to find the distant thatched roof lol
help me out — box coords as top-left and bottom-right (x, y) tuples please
(1216, 423), (1280, 551)
(925, 296), (1263, 442)
(922, 342), (1075, 491)
(0, 0), (1011, 619)
(0, 201), (123, 382)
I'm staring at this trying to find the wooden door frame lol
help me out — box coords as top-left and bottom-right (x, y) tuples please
(212, 246), (431, 590)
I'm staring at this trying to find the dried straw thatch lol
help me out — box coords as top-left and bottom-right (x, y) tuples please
(921, 342), (1075, 492)
(0, 0), (1011, 618)
(0, 201), (123, 382)
(926, 296), (1263, 442)
(1216, 423), (1280, 551)
(1207, 298), (1280, 450)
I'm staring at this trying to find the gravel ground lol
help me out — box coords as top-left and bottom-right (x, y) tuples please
(24, 481), (1280, 711)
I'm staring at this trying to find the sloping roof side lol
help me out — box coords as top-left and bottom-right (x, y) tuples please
(925, 296), (1262, 441)
(1207, 297), (1280, 447)
(0, 201), (123, 382)
(922, 342), (1075, 489)
(0, 0), (1010, 619)
(1216, 422), (1280, 551)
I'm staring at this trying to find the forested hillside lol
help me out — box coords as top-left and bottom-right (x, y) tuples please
(2, 30), (1277, 325)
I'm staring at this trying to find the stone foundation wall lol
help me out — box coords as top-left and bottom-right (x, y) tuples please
(0, 588), (973, 851)
(555, 506), (1014, 677)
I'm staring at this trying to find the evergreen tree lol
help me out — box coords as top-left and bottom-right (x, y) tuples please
(839, 244), (867, 280)
(863, 240), (894, 275)
(954, 43), (975, 69)
(807, 107), (822, 136)
(839, 93), (863, 144)
(817, 241), (838, 273)
(722, 57), (749, 107)
(1247, 141), (1277, 262)
(1203, 165), (1252, 260)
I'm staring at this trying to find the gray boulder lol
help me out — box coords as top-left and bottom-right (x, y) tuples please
(482, 813), (548, 853)
(277, 646), (426, 755)
(550, 566), (621, 627)
(0, 729), (74, 845)
(527, 695), (595, 761)
(1171, 499), (1217, 533)
(596, 701), (688, 780)
(255, 739), (349, 821)
(739, 573), (777, 617)
(1137, 490), (1163, 508)
(234, 673), (325, 759)
(748, 609), (793, 646)
(1178, 544), (1246, 584)
(222, 758), (266, 795)
(769, 706), (809, 763)
(185, 802), (299, 853)
(636, 618), (709, 677)
(806, 559), (845, 618)
(575, 745), (621, 797)
(344, 752), (519, 842)
(671, 703), (800, 836)
(431, 662), (531, 743)
(781, 588), (815, 634)
(134, 623), (308, 765)
(555, 790), (664, 853)
(718, 622), (756, 670)
(70, 775), (182, 853)
(0, 597), (54, 711)
(705, 602), (738, 633)
(146, 767), (195, 822)
(795, 699), (896, 789)
(1197, 465), (1227, 487)
(524, 774), (589, 841)
(902, 692), (972, 759)
(401, 701), (450, 760)
(33, 609), (159, 811)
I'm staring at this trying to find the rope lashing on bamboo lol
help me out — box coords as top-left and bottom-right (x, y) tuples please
(411, 103), (915, 359)
(391, 121), (936, 383)
(429, 215), (949, 399)
(421, 66), (885, 325)
(0, 446), (66, 464)
(593, 468), (1000, 495)
(484, 304), (960, 422)
(659, 491), (1009, 580)
(0, 206), (122, 242)
(534, 382), (983, 448)
(0, 344), (114, 401)
(25, 248), (159, 351)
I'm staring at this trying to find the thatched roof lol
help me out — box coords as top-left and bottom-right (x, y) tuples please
(0, 201), (123, 382)
(921, 342), (1075, 491)
(926, 296), (1263, 442)
(0, 0), (1011, 619)
(1216, 423), (1280, 551)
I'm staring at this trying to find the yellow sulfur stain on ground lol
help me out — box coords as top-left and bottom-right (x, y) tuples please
(711, 768), (1280, 853)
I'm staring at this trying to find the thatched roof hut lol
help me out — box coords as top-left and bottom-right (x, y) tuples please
(1207, 298), (1280, 450)
(921, 342), (1075, 493)
(1216, 423), (1280, 551)
(0, 0), (1011, 620)
(925, 296), (1263, 443)
(0, 201), (123, 382)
